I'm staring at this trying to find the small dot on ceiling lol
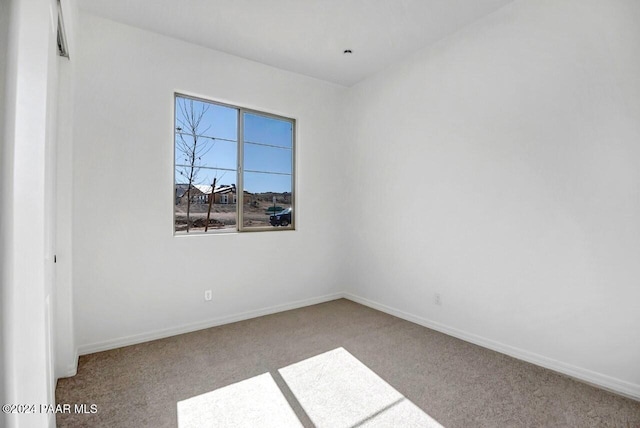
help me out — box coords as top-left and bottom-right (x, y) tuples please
(343, 49), (352, 54)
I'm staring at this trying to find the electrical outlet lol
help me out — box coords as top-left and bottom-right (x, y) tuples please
(204, 290), (212, 301)
(434, 293), (442, 306)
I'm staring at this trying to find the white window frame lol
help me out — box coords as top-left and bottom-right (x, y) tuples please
(173, 93), (296, 234)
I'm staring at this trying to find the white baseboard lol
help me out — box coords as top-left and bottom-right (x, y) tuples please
(54, 352), (78, 380)
(343, 292), (640, 401)
(71, 291), (639, 401)
(64, 353), (79, 378)
(77, 292), (346, 356)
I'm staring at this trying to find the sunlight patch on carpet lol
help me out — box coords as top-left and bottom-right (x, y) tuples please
(177, 373), (303, 428)
(279, 347), (443, 428)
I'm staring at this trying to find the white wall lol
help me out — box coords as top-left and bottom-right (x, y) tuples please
(55, 0), (79, 378)
(68, 0), (640, 401)
(73, 14), (348, 353)
(0, 0), (11, 414)
(346, 0), (640, 397)
(1, 0), (62, 426)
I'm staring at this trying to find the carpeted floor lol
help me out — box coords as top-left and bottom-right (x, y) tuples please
(55, 299), (640, 427)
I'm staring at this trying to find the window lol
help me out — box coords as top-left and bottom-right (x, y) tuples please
(174, 94), (295, 234)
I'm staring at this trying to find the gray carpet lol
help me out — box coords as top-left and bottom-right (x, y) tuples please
(55, 299), (640, 427)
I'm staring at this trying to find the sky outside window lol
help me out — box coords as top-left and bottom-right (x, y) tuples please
(175, 98), (293, 193)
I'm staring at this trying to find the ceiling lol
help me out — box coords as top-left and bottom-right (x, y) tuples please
(80, 0), (514, 87)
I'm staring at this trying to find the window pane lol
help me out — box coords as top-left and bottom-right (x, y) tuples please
(203, 103), (238, 141)
(244, 143), (292, 175)
(242, 172), (293, 229)
(198, 140), (237, 172)
(241, 112), (294, 230)
(175, 95), (238, 233)
(244, 113), (293, 148)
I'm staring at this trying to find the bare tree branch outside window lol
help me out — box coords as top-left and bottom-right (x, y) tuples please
(175, 98), (212, 232)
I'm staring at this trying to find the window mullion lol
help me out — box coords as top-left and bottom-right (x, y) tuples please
(237, 108), (244, 232)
